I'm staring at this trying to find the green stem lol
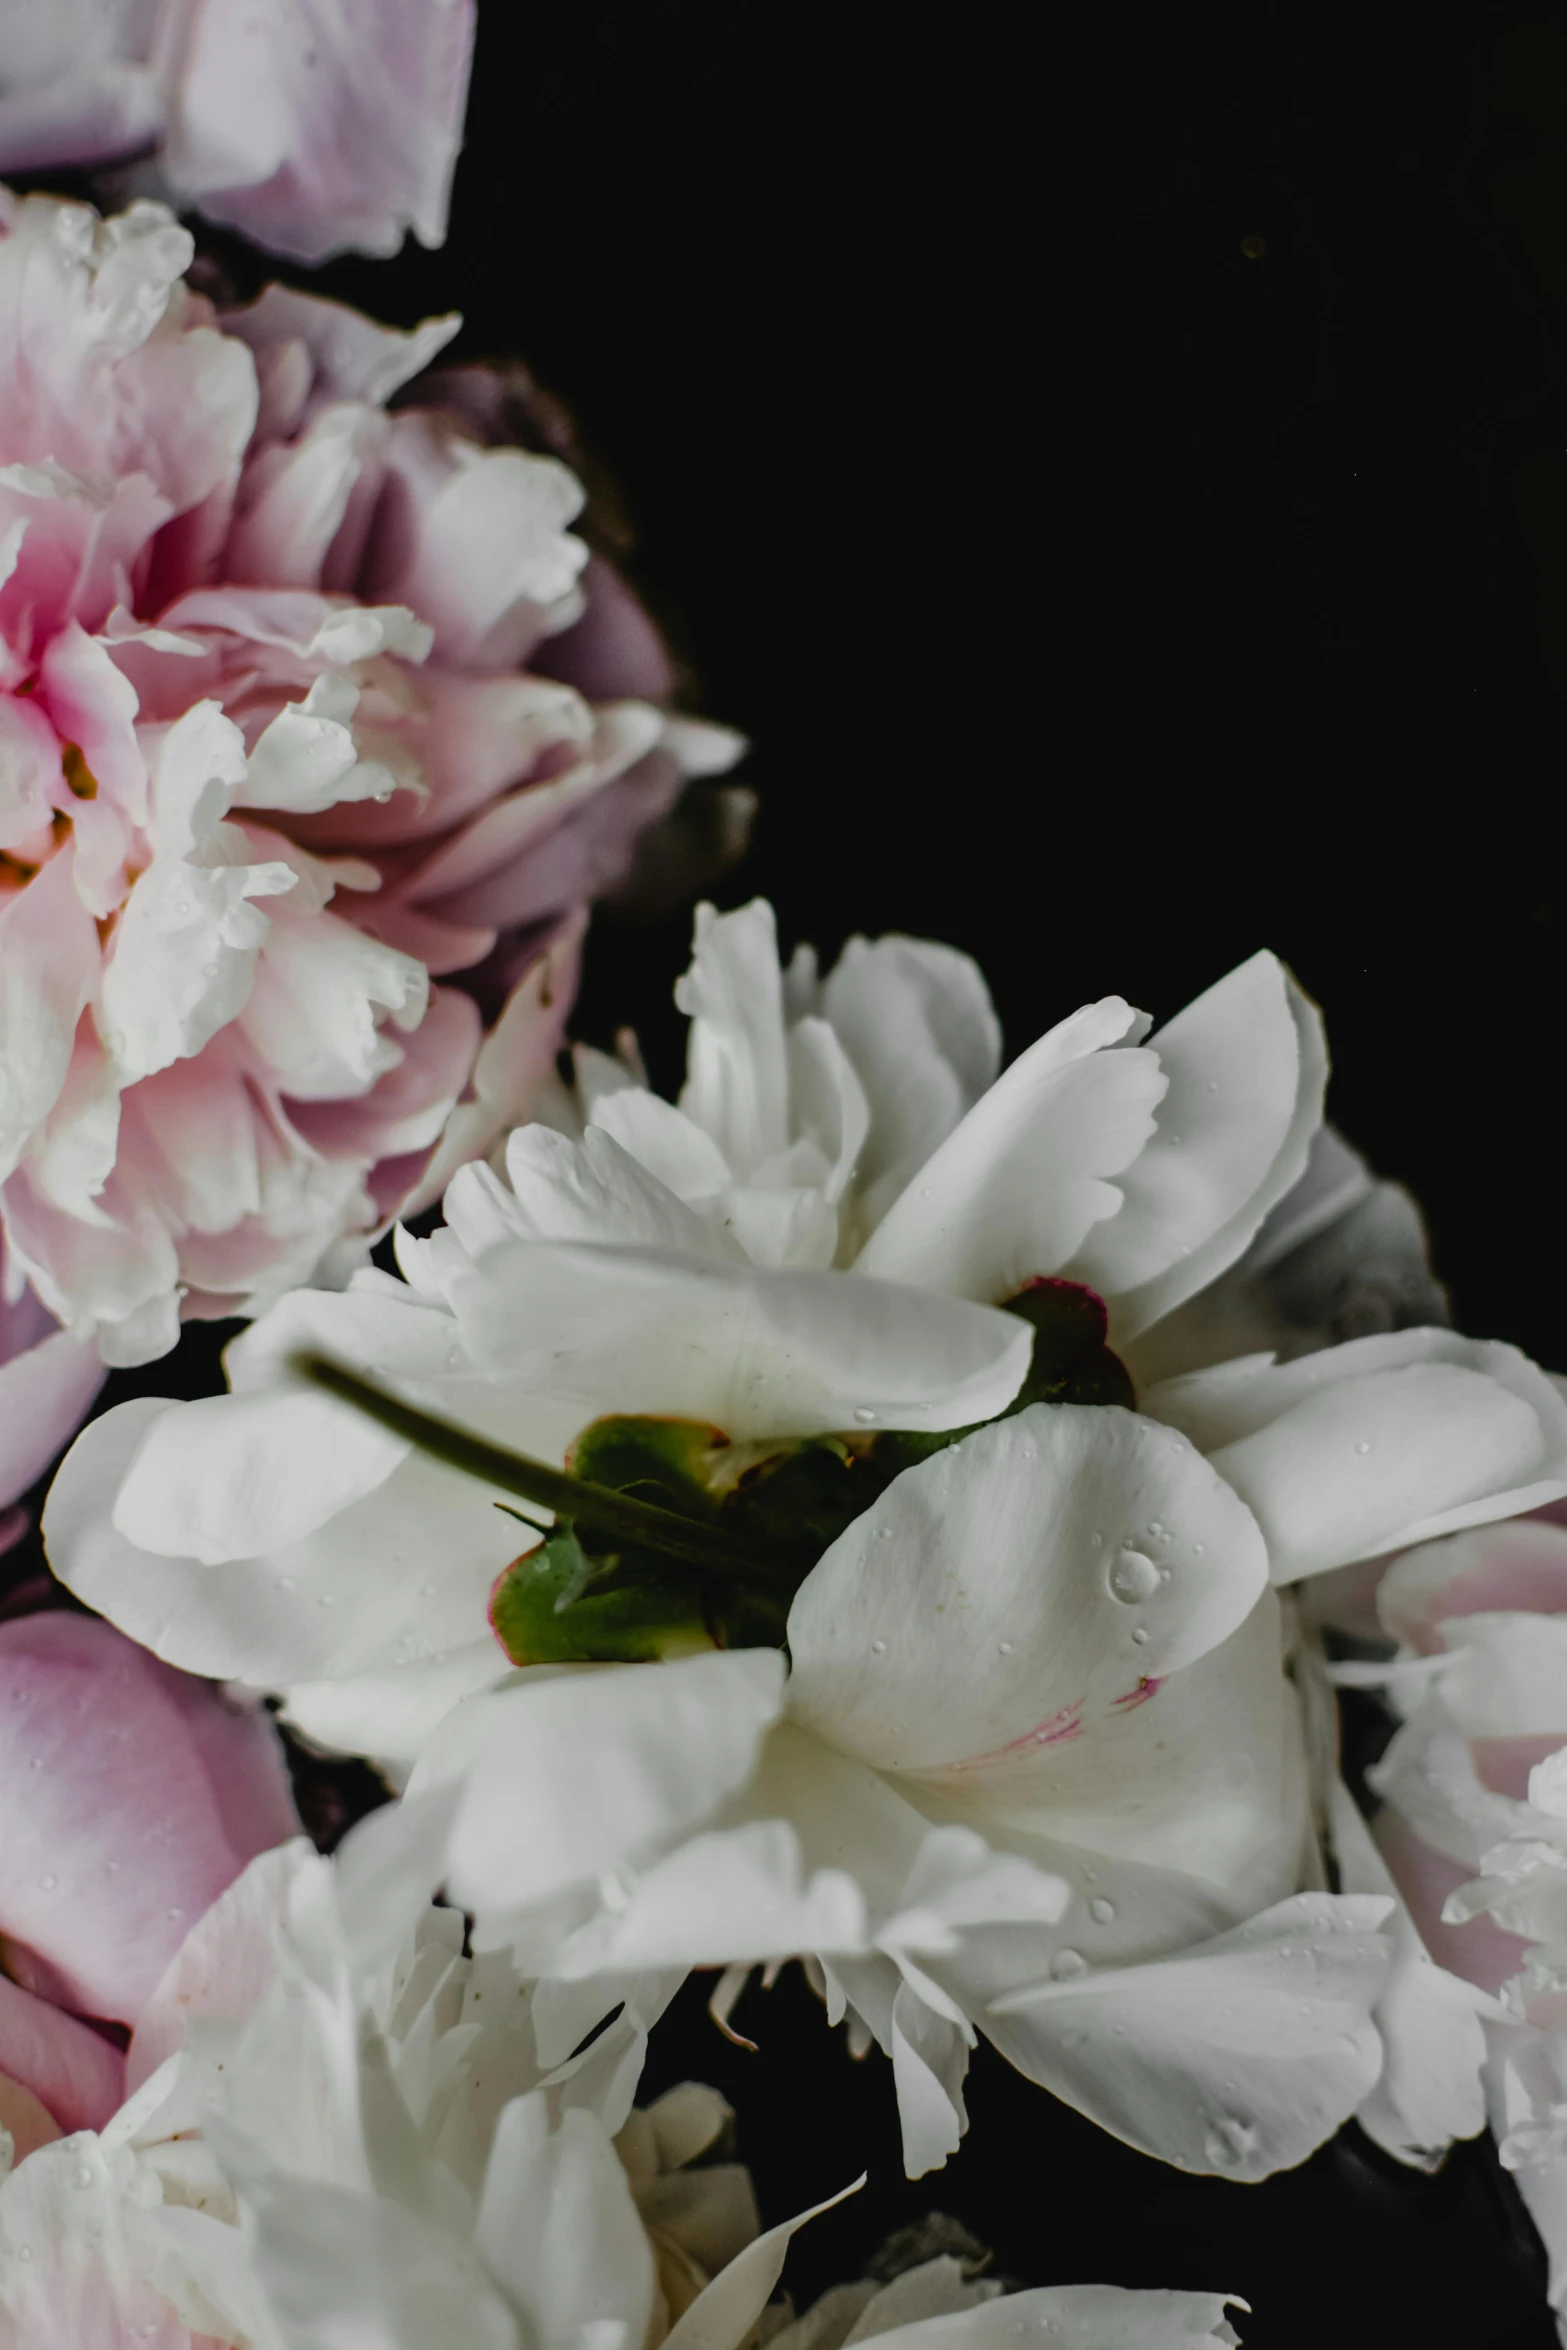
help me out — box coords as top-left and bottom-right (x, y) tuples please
(293, 1353), (804, 1585)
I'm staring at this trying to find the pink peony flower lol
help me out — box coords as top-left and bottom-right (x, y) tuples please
(0, 0), (475, 265)
(0, 191), (740, 1369)
(0, 1266), (103, 1558)
(0, 1607), (298, 2156)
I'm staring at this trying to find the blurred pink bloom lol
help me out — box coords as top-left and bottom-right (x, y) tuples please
(0, 1608), (297, 2150)
(0, 193), (739, 1369)
(1360, 1513), (1567, 1996)
(0, 1267), (103, 1558)
(0, 0), (475, 265)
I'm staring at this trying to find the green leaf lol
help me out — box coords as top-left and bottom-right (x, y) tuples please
(489, 1527), (720, 1665)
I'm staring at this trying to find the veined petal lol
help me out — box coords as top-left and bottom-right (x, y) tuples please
(853, 998), (1164, 1302)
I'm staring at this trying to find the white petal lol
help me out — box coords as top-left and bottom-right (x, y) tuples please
(1146, 1330), (1567, 1582)
(854, 998), (1164, 1301)
(474, 2098), (655, 2348)
(1328, 1778), (1496, 2168)
(821, 932), (1001, 1233)
(411, 1653), (786, 1925)
(787, 1405), (1267, 1779)
(445, 1241), (1032, 1442)
(1067, 952), (1326, 1342)
(883, 2289), (1246, 2350)
(111, 1386), (406, 1564)
(494, 1121), (740, 1257)
(587, 1088), (735, 1203)
(661, 2178), (864, 2350)
(241, 2174), (519, 2350)
(984, 1891), (1391, 2177)
(675, 899), (793, 1178)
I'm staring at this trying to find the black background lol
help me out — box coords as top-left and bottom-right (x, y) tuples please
(26, 1), (1567, 2339)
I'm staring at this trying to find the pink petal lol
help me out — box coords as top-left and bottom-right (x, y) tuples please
(1373, 1811), (1529, 1997)
(0, 1326), (106, 1512)
(0, 1614), (298, 2024)
(0, 1974), (123, 2135)
(536, 554), (677, 704)
(162, 0), (475, 264)
(1379, 1519), (1567, 1654)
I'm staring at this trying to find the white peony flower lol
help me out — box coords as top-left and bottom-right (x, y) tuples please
(0, 1836), (860, 2349)
(42, 906), (1567, 2178)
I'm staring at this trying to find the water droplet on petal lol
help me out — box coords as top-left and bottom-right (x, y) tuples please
(998, 1640), (1016, 1655)
(1089, 1896), (1116, 1924)
(37, 1874), (55, 1891)
(72, 2164), (93, 2190)
(1354, 1440), (1372, 1456)
(853, 1408), (877, 1426)
(1108, 1547), (1160, 1604)
(1131, 1626), (1150, 1645)
(870, 1639), (888, 1655)
(275, 1576), (296, 1592)
(1050, 1947), (1088, 1980)
(1204, 2116), (1259, 2168)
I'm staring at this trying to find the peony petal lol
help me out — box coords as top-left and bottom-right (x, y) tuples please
(1329, 1780), (1496, 2168)
(161, 0), (476, 266)
(0, 1611), (297, 2023)
(787, 1406), (1268, 1781)
(128, 1841), (313, 2093)
(853, 998), (1164, 1303)
(821, 933), (1001, 1235)
(660, 2178), (864, 2350)
(411, 1652), (786, 1929)
(1377, 1519), (1567, 1654)
(473, 2098), (655, 2347)
(0, 1323), (104, 1509)
(1066, 952), (1326, 1344)
(446, 1240), (1033, 1444)
(1146, 1331), (1567, 1584)
(0, 847), (99, 1186)
(0, 1973), (123, 2135)
(984, 1891), (1391, 2179)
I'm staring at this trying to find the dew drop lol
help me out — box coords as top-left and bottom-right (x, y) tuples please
(27, 1757), (41, 1772)
(1204, 2116), (1259, 2168)
(1088, 1896), (1116, 1924)
(316, 1592), (335, 1607)
(1050, 1947), (1088, 1980)
(853, 1408), (877, 1425)
(37, 1874), (55, 1891)
(998, 1640), (1016, 1656)
(16, 2245), (30, 2263)
(1060, 2026), (1087, 2049)
(72, 2164), (93, 2190)
(274, 1575), (296, 1592)
(1108, 1547), (1160, 1604)
(870, 1639), (888, 1655)
(1354, 1440), (1372, 1456)
(1131, 1626), (1150, 1645)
